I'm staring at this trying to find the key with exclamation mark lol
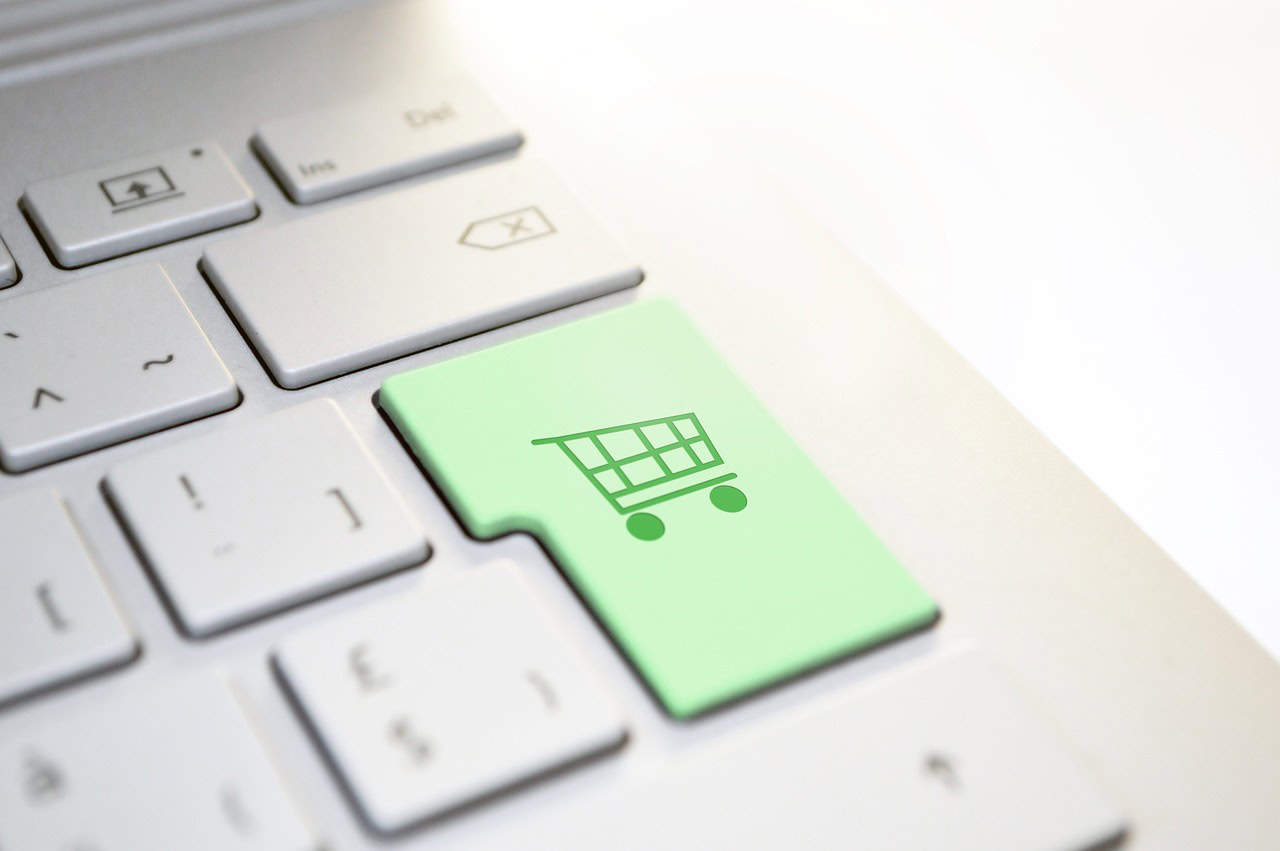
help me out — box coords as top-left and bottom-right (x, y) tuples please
(103, 400), (428, 637)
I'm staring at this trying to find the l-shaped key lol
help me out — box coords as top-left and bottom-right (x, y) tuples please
(380, 300), (939, 719)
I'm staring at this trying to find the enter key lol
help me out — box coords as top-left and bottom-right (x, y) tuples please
(380, 300), (938, 719)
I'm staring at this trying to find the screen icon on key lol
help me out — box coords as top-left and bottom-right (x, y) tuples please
(99, 166), (182, 212)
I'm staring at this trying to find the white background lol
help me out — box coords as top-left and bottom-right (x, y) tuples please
(580, 1), (1280, 657)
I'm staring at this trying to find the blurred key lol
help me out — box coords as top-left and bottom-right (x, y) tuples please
(0, 677), (317, 850)
(505, 651), (1127, 851)
(0, 490), (136, 706)
(254, 76), (522, 203)
(273, 561), (625, 834)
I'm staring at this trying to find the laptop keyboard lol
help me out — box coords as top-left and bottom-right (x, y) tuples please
(0, 69), (1127, 849)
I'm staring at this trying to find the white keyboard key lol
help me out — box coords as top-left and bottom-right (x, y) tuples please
(254, 76), (523, 204)
(0, 233), (17, 288)
(202, 157), (642, 388)
(104, 399), (428, 637)
(0, 265), (239, 472)
(0, 677), (316, 851)
(0, 490), (136, 707)
(23, 141), (255, 267)
(273, 561), (626, 834)
(522, 650), (1126, 851)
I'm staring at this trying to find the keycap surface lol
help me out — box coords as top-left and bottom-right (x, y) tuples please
(380, 300), (938, 718)
(273, 560), (626, 834)
(0, 233), (16, 288)
(0, 264), (239, 472)
(0, 676), (316, 850)
(512, 650), (1127, 850)
(0, 490), (136, 707)
(104, 398), (428, 637)
(202, 157), (642, 388)
(254, 75), (523, 203)
(22, 140), (255, 267)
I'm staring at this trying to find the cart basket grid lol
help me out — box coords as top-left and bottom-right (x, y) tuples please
(532, 413), (737, 515)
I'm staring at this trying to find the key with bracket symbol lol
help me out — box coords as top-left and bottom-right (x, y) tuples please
(0, 489), (137, 707)
(494, 650), (1127, 850)
(105, 399), (427, 636)
(272, 562), (625, 834)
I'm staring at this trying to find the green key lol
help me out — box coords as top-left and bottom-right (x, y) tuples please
(380, 300), (937, 718)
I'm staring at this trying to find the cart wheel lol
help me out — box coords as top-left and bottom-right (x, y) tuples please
(627, 512), (665, 541)
(710, 485), (747, 513)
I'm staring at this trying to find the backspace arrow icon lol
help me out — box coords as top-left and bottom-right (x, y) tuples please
(459, 206), (555, 250)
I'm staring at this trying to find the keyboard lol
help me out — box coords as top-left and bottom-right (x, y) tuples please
(3, 2), (1279, 848)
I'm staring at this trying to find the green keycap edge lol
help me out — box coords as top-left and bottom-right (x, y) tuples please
(380, 299), (938, 718)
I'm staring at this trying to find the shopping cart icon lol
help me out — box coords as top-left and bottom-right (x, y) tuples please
(532, 413), (747, 541)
